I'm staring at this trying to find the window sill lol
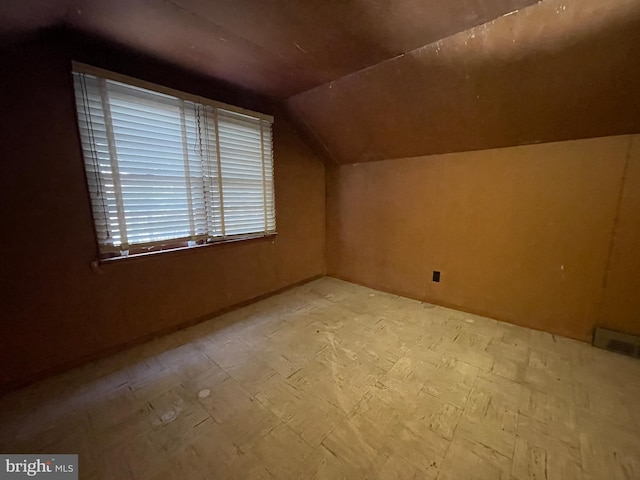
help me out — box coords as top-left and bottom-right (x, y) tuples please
(91, 233), (277, 270)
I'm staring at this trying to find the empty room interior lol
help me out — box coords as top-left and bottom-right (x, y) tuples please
(1, 0), (640, 478)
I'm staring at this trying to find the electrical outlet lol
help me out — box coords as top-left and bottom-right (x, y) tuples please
(432, 271), (440, 282)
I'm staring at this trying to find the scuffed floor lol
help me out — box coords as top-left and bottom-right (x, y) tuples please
(1, 277), (639, 479)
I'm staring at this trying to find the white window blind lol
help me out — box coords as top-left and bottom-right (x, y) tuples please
(72, 64), (275, 259)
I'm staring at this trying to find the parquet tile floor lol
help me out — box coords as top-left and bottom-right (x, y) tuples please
(1, 277), (639, 479)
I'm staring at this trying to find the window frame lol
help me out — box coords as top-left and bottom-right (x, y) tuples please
(71, 62), (276, 263)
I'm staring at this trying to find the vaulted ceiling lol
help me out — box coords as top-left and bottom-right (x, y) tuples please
(289, 0), (640, 163)
(3, 0), (640, 164)
(2, 0), (540, 97)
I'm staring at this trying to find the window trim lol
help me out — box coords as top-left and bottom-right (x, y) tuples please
(72, 62), (274, 123)
(72, 61), (277, 264)
(91, 233), (277, 269)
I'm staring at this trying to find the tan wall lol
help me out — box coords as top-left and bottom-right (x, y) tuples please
(599, 136), (640, 335)
(0, 40), (325, 390)
(327, 135), (639, 341)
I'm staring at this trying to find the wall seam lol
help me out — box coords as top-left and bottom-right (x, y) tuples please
(595, 135), (634, 329)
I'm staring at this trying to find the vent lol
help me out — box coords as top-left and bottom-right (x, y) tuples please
(593, 327), (640, 359)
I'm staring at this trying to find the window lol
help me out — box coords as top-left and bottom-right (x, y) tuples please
(72, 63), (275, 260)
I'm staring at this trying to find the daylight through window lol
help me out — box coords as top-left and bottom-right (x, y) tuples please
(72, 63), (275, 259)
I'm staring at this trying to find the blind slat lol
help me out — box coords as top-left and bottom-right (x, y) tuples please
(73, 68), (275, 256)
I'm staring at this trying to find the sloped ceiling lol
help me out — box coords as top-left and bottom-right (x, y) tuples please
(289, 0), (640, 163)
(3, 0), (640, 163)
(1, 0), (539, 97)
